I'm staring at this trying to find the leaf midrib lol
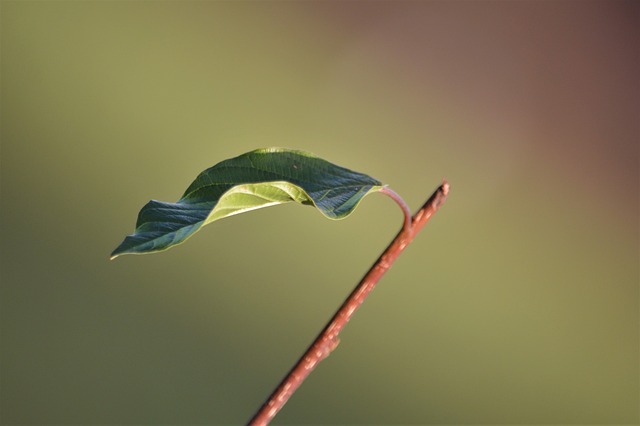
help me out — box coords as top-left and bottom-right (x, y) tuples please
(182, 164), (376, 201)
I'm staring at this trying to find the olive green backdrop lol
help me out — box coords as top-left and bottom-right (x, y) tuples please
(1, 1), (638, 424)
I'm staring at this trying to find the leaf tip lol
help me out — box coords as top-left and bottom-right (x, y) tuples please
(110, 244), (127, 260)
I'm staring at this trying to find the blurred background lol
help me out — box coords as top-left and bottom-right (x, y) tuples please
(1, 1), (637, 424)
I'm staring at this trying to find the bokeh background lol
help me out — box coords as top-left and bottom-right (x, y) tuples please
(1, 1), (638, 424)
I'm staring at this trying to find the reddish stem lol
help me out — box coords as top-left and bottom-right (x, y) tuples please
(248, 180), (450, 426)
(380, 186), (413, 232)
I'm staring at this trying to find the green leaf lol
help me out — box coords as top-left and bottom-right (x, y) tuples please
(111, 148), (384, 259)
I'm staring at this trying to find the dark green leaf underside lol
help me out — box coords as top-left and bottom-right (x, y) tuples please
(111, 148), (383, 258)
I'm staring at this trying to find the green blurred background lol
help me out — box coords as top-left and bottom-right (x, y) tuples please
(1, 1), (638, 424)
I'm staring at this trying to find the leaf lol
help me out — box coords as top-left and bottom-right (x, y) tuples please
(111, 148), (384, 259)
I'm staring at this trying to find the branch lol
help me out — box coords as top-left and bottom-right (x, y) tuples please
(248, 180), (450, 425)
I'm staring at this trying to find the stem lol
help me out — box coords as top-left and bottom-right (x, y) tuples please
(380, 186), (413, 232)
(248, 180), (450, 426)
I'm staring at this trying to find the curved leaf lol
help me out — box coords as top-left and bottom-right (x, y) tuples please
(111, 148), (384, 258)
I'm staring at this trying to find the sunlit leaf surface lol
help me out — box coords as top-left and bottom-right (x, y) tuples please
(111, 148), (383, 258)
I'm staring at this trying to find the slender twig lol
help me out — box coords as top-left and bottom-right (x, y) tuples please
(248, 180), (450, 426)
